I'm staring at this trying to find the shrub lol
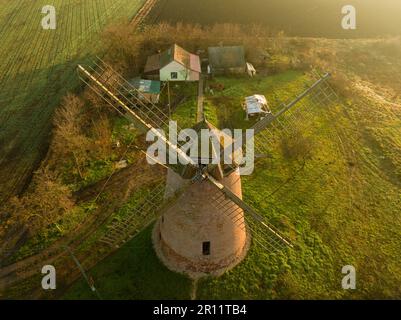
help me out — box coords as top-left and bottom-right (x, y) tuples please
(0, 167), (74, 255)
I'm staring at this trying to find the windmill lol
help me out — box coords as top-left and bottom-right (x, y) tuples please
(77, 57), (338, 276)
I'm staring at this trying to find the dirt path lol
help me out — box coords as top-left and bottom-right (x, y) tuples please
(190, 279), (198, 300)
(197, 75), (205, 122)
(131, 0), (158, 28)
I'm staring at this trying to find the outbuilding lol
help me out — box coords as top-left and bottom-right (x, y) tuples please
(208, 46), (256, 77)
(129, 78), (161, 104)
(243, 95), (271, 118)
(144, 44), (201, 82)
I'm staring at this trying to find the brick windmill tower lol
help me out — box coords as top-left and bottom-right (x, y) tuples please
(154, 120), (250, 274)
(78, 57), (337, 276)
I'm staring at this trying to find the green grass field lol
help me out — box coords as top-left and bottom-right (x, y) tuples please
(64, 71), (401, 299)
(0, 0), (145, 203)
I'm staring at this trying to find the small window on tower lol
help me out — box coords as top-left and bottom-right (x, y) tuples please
(171, 72), (178, 79)
(202, 241), (211, 256)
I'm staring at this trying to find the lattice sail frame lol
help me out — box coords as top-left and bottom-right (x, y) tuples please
(207, 174), (293, 252)
(98, 180), (166, 247)
(205, 72), (339, 251)
(98, 170), (197, 248)
(252, 72), (338, 156)
(76, 59), (201, 248)
(78, 57), (172, 130)
(77, 58), (198, 178)
(217, 72), (339, 172)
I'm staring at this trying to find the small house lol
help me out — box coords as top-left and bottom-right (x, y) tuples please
(144, 44), (201, 82)
(129, 78), (161, 104)
(244, 95), (270, 118)
(208, 46), (257, 76)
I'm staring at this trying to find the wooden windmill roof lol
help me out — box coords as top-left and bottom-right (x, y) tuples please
(190, 120), (242, 171)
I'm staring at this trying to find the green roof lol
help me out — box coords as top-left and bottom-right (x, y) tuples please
(130, 78), (161, 94)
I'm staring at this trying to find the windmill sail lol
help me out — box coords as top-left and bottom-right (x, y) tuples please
(98, 180), (166, 247)
(79, 57), (171, 130)
(252, 72), (338, 155)
(202, 73), (337, 252)
(77, 59), (205, 249)
(77, 59), (198, 178)
(98, 166), (199, 248)
(218, 72), (338, 174)
(206, 173), (293, 252)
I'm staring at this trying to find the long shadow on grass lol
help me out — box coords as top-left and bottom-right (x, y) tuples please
(0, 53), (96, 205)
(63, 224), (192, 300)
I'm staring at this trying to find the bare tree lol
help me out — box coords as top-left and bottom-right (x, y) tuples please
(0, 167), (74, 257)
(52, 94), (90, 177)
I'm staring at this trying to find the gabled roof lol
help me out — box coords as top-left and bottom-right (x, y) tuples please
(208, 46), (246, 69)
(144, 44), (201, 74)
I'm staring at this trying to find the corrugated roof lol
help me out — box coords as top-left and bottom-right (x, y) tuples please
(189, 54), (201, 73)
(245, 95), (268, 115)
(129, 78), (161, 94)
(208, 46), (246, 69)
(145, 44), (201, 74)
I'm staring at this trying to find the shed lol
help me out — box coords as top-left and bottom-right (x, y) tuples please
(244, 95), (270, 118)
(129, 78), (161, 104)
(208, 46), (246, 75)
(144, 44), (201, 82)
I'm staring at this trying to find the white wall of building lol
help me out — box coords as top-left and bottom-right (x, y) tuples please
(160, 61), (199, 82)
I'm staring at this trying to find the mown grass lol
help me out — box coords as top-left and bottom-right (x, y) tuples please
(64, 69), (401, 299)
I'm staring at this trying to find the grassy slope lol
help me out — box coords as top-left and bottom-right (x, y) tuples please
(0, 0), (145, 203)
(64, 68), (401, 299)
